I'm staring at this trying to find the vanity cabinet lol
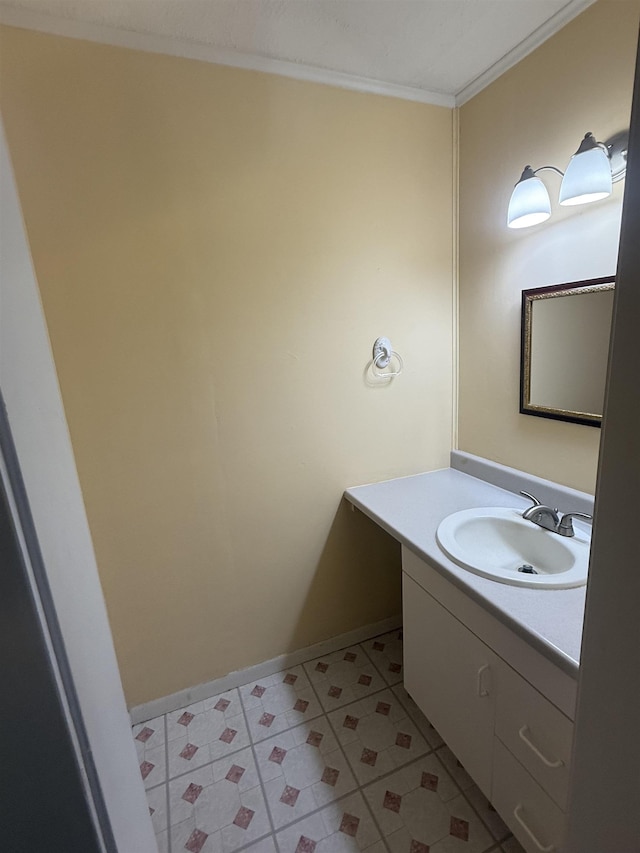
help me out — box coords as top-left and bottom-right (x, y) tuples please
(403, 572), (497, 796)
(402, 547), (576, 853)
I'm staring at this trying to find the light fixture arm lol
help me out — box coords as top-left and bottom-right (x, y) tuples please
(532, 165), (565, 178)
(514, 164), (564, 187)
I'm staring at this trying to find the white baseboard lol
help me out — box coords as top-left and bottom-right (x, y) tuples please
(129, 615), (402, 725)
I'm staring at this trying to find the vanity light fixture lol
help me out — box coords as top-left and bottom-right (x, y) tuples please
(507, 165), (559, 229)
(559, 132), (612, 206)
(507, 130), (628, 229)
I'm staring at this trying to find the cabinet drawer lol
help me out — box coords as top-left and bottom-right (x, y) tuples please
(493, 738), (566, 853)
(496, 661), (572, 810)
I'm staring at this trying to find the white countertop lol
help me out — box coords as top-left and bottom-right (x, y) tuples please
(344, 464), (587, 678)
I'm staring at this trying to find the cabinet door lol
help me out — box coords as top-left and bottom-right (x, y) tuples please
(403, 572), (497, 796)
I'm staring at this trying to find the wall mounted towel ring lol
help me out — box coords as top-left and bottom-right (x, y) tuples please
(372, 337), (404, 377)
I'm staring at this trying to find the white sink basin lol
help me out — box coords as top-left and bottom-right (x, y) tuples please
(436, 507), (590, 588)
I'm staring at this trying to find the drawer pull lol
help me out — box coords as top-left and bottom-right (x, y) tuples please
(477, 664), (490, 697)
(518, 725), (564, 769)
(513, 804), (555, 852)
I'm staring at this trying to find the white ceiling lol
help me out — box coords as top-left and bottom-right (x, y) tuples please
(0, 0), (595, 105)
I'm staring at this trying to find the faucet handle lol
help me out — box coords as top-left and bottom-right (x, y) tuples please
(557, 511), (593, 537)
(520, 490), (542, 507)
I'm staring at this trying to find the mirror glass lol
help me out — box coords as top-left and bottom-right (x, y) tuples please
(520, 277), (615, 426)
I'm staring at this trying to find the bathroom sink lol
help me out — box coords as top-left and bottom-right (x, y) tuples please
(436, 507), (590, 588)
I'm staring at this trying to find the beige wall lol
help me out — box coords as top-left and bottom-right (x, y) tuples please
(458, 0), (640, 494)
(0, 26), (454, 706)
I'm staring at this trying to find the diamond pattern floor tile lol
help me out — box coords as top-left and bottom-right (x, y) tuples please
(167, 690), (243, 743)
(166, 700), (206, 742)
(362, 756), (493, 853)
(145, 783), (168, 836)
(132, 715), (167, 789)
(240, 666), (324, 742)
(437, 746), (475, 791)
(166, 690), (251, 779)
(155, 828), (169, 853)
(135, 636), (503, 853)
(392, 684), (444, 749)
(303, 646), (386, 712)
(328, 689), (430, 784)
(275, 792), (386, 853)
(429, 795), (494, 853)
(464, 784), (510, 842)
(254, 718), (358, 828)
(361, 630), (404, 686)
(240, 837), (279, 853)
(169, 747), (271, 853)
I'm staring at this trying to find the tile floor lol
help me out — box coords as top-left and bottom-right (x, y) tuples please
(132, 629), (526, 853)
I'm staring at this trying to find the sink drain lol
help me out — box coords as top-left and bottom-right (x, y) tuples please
(517, 564), (538, 575)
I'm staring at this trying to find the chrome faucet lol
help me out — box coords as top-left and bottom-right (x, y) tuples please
(520, 491), (592, 537)
(520, 491), (559, 531)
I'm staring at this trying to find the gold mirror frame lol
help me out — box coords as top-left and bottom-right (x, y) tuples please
(520, 276), (615, 427)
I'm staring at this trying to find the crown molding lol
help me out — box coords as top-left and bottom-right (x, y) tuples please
(0, 0), (598, 110)
(0, 4), (455, 108)
(455, 0), (597, 106)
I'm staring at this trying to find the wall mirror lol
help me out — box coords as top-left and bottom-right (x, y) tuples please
(520, 276), (615, 427)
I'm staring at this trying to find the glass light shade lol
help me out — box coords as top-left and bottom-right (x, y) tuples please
(507, 175), (551, 229)
(559, 146), (612, 206)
